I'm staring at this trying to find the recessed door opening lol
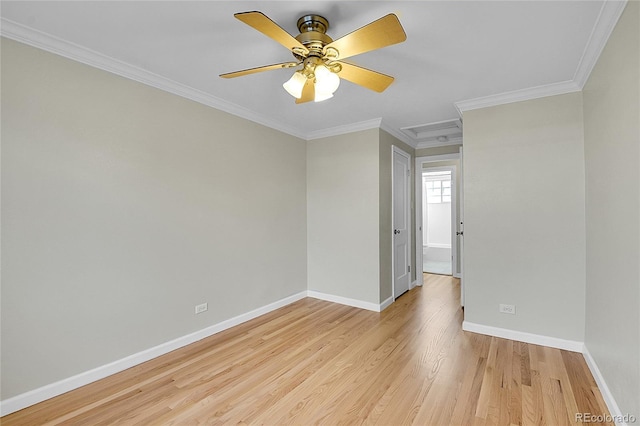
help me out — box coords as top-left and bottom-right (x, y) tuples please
(423, 170), (453, 275)
(415, 151), (463, 306)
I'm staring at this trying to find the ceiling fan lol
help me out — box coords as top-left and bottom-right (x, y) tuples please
(220, 11), (407, 103)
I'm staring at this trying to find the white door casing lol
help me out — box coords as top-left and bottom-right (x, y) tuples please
(392, 146), (411, 299)
(458, 146), (465, 307)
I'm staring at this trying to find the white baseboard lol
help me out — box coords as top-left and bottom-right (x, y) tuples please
(425, 243), (452, 249)
(0, 291), (307, 416)
(462, 321), (584, 353)
(1, 288), (393, 415)
(460, 321), (628, 425)
(7, 295), (619, 420)
(379, 296), (394, 311)
(582, 346), (630, 426)
(307, 290), (384, 312)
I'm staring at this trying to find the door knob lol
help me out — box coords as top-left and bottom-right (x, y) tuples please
(394, 229), (400, 234)
(456, 231), (464, 236)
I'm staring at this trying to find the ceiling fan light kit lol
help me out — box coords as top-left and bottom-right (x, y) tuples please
(283, 55), (341, 102)
(220, 11), (407, 104)
(283, 71), (307, 98)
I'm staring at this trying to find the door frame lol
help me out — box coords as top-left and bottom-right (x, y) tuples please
(415, 153), (462, 287)
(391, 145), (412, 300)
(420, 165), (457, 277)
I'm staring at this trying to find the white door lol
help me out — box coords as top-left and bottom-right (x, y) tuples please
(392, 147), (411, 299)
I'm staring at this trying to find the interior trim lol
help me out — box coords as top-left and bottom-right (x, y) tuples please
(454, 80), (581, 115)
(462, 321), (585, 353)
(380, 121), (417, 148)
(454, 0), (627, 116)
(0, 18), (307, 140)
(0, 290), (308, 416)
(305, 118), (382, 140)
(0, 19), (410, 146)
(582, 346), (631, 426)
(0, 287), (399, 415)
(307, 290), (387, 313)
(3, 0), (627, 144)
(573, 0), (628, 88)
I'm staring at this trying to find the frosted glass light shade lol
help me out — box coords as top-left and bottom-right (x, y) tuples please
(314, 91), (334, 102)
(314, 65), (340, 98)
(283, 71), (306, 98)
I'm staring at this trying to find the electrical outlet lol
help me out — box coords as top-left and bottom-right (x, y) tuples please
(499, 304), (516, 315)
(195, 303), (208, 314)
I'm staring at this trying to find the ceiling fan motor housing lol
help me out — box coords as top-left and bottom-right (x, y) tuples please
(294, 14), (333, 59)
(297, 14), (329, 34)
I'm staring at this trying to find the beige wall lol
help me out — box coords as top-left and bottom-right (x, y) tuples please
(463, 92), (586, 341)
(307, 128), (414, 305)
(583, 0), (639, 417)
(0, 38), (418, 402)
(307, 129), (381, 304)
(1, 38), (308, 399)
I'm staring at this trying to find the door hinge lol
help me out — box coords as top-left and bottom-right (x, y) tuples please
(408, 265), (411, 273)
(407, 170), (410, 177)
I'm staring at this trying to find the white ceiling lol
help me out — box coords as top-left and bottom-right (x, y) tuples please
(1, 1), (614, 146)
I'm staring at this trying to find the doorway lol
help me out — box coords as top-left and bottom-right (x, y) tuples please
(414, 151), (463, 306)
(422, 169), (453, 275)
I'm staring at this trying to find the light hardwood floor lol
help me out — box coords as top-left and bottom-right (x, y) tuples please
(3, 274), (612, 425)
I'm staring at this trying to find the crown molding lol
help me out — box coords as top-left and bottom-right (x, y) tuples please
(400, 118), (462, 148)
(380, 121), (418, 148)
(0, 19), (395, 143)
(454, 80), (581, 116)
(573, 0), (627, 88)
(3, 0), (628, 142)
(0, 18), (308, 140)
(415, 137), (463, 150)
(305, 118), (382, 141)
(454, 0), (627, 117)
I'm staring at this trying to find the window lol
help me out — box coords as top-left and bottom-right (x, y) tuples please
(424, 171), (451, 204)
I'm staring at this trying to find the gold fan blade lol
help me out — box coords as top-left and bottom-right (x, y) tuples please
(295, 78), (315, 104)
(235, 11), (309, 56)
(220, 62), (300, 78)
(336, 61), (395, 92)
(324, 14), (406, 60)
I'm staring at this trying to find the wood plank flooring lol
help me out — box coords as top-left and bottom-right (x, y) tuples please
(2, 274), (612, 425)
